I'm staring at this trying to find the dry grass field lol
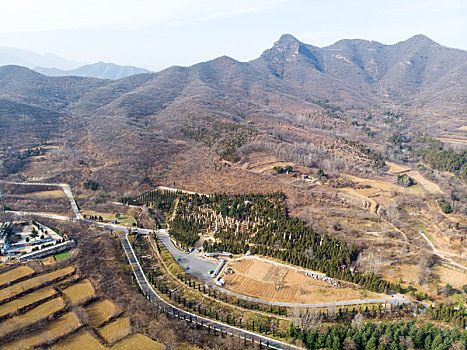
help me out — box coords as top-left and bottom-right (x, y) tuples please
(381, 263), (467, 303)
(0, 266), (34, 286)
(112, 333), (166, 350)
(14, 189), (66, 199)
(431, 266), (467, 290)
(405, 170), (444, 195)
(0, 297), (65, 337)
(386, 161), (410, 174)
(436, 137), (467, 146)
(62, 279), (95, 305)
(82, 210), (137, 227)
(85, 299), (117, 327)
(98, 317), (131, 344)
(240, 152), (295, 174)
(0, 286), (56, 318)
(222, 258), (378, 304)
(0, 266), (74, 302)
(2, 312), (81, 350)
(51, 329), (107, 350)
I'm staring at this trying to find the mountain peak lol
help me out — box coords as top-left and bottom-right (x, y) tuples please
(268, 34), (304, 55)
(403, 34), (438, 46)
(276, 34), (300, 44)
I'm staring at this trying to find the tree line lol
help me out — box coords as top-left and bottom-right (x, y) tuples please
(135, 190), (408, 295)
(289, 320), (466, 350)
(425, 303), (467, 329)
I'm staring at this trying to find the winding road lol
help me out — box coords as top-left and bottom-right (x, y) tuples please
(121, 231), (300, 350)
(1, 180), (460, 346)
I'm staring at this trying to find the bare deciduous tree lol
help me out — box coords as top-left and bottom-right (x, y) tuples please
(343, 337), (357, 350)
(418, 253), (433, 285)
(351, 313), (364, 329)
(292, 308), (323, 331)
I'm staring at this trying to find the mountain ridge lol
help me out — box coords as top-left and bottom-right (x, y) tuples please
(0, 34), (465, 186)
(34, 62), (152, 80)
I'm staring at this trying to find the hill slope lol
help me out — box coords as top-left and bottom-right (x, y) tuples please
(0, 34), (465, 188)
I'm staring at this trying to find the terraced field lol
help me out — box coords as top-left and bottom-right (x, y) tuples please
(0, 264), (165, 349)
(62, 279), (95, 305)
(112, 333), (166, 350)
(0, 266), (34, 286)
(98, 317), (132, 344)
(51, 329), (107, 350)
(0, 266), (74, 302)
(0, 286), (57, 318)
(3, 312), (81, 350)
(0, 297), (65, 337)
(85, 299), (116, 326)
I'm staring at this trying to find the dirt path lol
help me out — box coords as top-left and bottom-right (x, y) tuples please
(169, 198), (179, 222)
(416, 229), (467, 272)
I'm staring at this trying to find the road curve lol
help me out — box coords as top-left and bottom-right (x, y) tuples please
(5, 206), (412, 309)
(121, 232), (300, 350)
(154, 229), (409, 308)
(0, 180), (82, 220)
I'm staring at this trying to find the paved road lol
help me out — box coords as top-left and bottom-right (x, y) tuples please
(0, 180), (82, 220)
(156, 230), (218, 284)
(155, 231), (409, 308)
(4, 188), (414, 309)
(6, 205), (411, 309)
(4, 180), (466, 274)
(2, 183), (427, 311)
(212, 285), (404, 308)
(121, 231), (300, 350)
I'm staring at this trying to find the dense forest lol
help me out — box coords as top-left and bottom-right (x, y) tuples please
(425, 304), (467, 329)
(289, 320), (466, 350)
(132, 190), (408, 294)
(391, 135), (467, 183)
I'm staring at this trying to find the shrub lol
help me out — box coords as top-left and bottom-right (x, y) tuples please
(397, 174), (415, 187)
(438, 200), (453, 214)
(83, 180), (99, 190)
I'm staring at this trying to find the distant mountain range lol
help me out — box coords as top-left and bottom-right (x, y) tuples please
(0, 46), (81, 70)
(0, 46), (151, 79)
(34, 62), (152, 80)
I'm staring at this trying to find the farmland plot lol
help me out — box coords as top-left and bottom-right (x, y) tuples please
(51, 329), (106, 350)
(0, 286), (56, 318)
(0, 266), (34, 287)
(98, 317), (131, 344)
(2, 312), (81, 350)
(62, 279), (95, 305)
(85, 299), (116, 326)
(0, 266), (74, 302)
(223, 258), (378, 304)
(0, 297), (65, 337)
(112, 333), (166, 350)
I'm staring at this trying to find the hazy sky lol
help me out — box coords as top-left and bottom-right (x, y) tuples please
(0, 0), (466, 71)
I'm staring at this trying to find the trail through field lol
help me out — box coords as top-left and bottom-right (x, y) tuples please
(405, 171), (444, 195)
(169, 198), (179, 222)
(416, 229), (467, 272)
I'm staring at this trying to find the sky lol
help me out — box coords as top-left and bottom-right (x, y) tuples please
(0, 0), (465, 71)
